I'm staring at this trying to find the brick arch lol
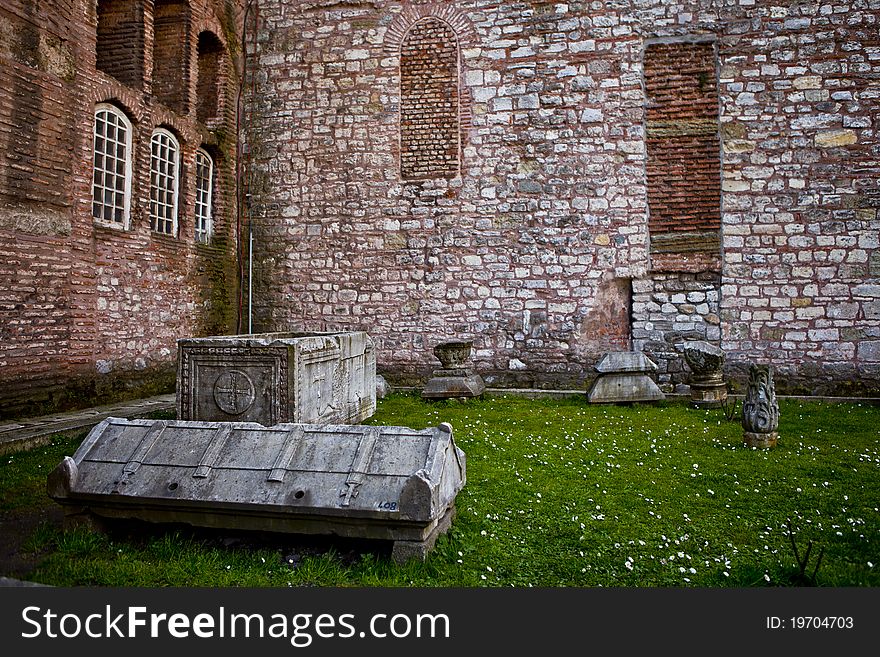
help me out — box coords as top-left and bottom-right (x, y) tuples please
(90, 89), (145, 125)
(192, 17), (229, 52)
(384, 3), (478, 55)
(385, 2), (476, 135)
(150, 104), (198, 147)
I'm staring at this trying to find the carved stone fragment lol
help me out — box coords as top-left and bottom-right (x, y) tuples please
(741, 364), (779, 448)
(681, 340), (727, 408)
(587, 351), (665, 403)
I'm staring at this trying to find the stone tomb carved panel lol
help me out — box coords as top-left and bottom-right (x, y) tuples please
(177, 332), (376, 426)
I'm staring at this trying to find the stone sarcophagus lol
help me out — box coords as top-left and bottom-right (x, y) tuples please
(176, 331), (376, 426)
(47, 417), (466, 562)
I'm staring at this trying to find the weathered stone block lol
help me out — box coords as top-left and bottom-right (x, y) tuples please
(815, 130), (857, 147)
(48, 417), (466, 563)
(177, 331), (376, 426)
(587, 352), (665, 403)
(594, 351), (658, 374)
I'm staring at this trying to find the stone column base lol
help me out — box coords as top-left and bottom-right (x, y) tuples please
(689, 383), (728, 409)
(743, 431), (778, 449)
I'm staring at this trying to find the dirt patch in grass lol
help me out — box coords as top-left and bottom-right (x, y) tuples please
(0, 505), (64, 580)
(0, 502), (392, 586)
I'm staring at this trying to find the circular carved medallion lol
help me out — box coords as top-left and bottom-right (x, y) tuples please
(213, 370), (255, 415)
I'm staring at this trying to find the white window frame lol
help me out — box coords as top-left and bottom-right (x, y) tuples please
(194, 148), (214, 244)
(149, 128), (180, 236)
(92, 103), (133, 229)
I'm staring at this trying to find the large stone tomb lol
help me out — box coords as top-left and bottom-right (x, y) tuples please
(47, 417), (466, 562)
(177, 331), (376, 426)
(587, 351), (666, 403)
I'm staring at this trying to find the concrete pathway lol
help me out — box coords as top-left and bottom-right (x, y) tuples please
(0, 393), (176, 455)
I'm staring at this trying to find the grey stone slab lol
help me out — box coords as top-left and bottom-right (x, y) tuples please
(0, 577), (50, 587)
(176, 331), (376, 426)
(422, 374), (486, 400)
(48, 417), (466, 560)
(0, 394), (177, 456)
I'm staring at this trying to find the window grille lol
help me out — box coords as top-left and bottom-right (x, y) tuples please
(92, 104), (132, 228)
(150, 129), (180, 236)
(194, 149), (214, 243)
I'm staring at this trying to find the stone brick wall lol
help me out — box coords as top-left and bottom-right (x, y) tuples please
(152, 0), (192, 115)
(4, 0), (879, 409)
(246, 0), (647, 388)
(632, 272), (722, 391)
(716, 2), (880, 395)
(196, 31), (225, 125)
(0, 0), (242, 418)
(246, 0), (880, 396)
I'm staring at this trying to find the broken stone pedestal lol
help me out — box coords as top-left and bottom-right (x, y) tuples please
(587, 351), (665, 403)
(742, 364), (779, 448)
(422, 340), (485, 400)
(177, 331), (376, 426)
(47, 417), (466, 563)
(681, 340), (728, 409)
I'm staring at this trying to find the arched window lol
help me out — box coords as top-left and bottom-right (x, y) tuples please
(92, 104), (133, 228)
(96, 0), (144, 88)
(400, 18), (460, 180)
(194, 148), (214, 243)
(197, 31), (225, 124)
(149, 128), (180, 236)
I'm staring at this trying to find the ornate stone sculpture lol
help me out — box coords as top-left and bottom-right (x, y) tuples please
(681, 340), (727, 408)
(433, 341), (473, 370)
(741, 364), (779, 448)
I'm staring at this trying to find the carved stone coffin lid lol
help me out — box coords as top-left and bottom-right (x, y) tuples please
(594, 351), (659, 374)
(48, 418), (465, 525)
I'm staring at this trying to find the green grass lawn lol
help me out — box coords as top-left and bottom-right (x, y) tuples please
(2, 393), (878, 587)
